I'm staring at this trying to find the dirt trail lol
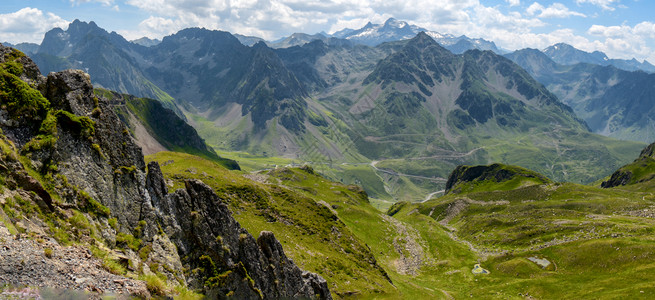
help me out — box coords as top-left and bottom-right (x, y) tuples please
(381, 214), (424, 275)
(423, 190), (445, 202)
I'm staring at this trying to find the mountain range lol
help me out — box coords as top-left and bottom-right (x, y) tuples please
(231, 18), (500, 54)
(506, 48), (655, 143)
(543, 43), (655, 73)
(330, 18), (501, 54)
(11, 19), (648, 201)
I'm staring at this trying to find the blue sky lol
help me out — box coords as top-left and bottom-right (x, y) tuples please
(1, 0), (654, 63)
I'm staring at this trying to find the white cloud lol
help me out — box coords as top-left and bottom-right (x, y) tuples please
(586, 21), (655, 63)
(575, 0), (620, 11)
(70, 0), (115, 6)
(122, 0), (482, 40)
(527, 2), (586, 18)
(0, 8), (69, 44)
(507, 0), (520, 6)
(634, 22), (655, 39)
(118, 16), (184, 40)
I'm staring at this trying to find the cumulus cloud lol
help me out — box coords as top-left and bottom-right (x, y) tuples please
(506, 0), (520, 6)
(120, 0), (483, 40)
(586, 21), (655, 63)
(0, 8), (69, 44)
(70, 0), (115, 6)
(527, 2), (586, 18)
(575, 0), (620, 11)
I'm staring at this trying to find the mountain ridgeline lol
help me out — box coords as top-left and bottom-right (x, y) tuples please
(506, 48), (655, 143)
(28, 20), (645, 191)
(543, 43), (655, 73)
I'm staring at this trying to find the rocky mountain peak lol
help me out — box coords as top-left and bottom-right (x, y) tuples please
(407, 31), (440, 49)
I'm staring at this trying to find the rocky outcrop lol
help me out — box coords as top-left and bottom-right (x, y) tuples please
(639, 142), (655, 159)
(445, 163), (552, 194)
(147, 163), (331, 298)
(0, 44), (331, 299)
(601, 141), (655, 188)
(601, 170), (633, 188)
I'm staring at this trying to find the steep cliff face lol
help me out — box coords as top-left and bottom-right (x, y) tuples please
(147, 164), (330, 298)
(0, 44), (330, 298)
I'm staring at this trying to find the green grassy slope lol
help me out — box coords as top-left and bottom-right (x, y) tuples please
(146, 152), (396, 298)
(147, 150), (655, 299)
(388, 161), (655, 298)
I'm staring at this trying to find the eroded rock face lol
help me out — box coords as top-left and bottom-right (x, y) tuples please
(639, 142), (655, 159)
(601, 171), (633, 188)
(147, 163), (331, 299)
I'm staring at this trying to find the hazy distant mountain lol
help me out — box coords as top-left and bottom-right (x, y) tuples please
(130, 37), (161, 47)
(332, 18), (420, 46)
(234, 33), (265, 46)
(1, 42), (39, 55)
(331, 18), (499, 54)
(544, 43), (655, 73)
(507, 48), (655, 143)
(268, 33), (329, 48)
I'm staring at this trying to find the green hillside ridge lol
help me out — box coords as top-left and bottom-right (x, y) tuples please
(147, 143), (655, 299)
(143, 152), (498, 298)
(146, 152), (395, 298)
(387, 146), (655, 298)
(94, 88), (239, 170)
(445, 163), (552, 195)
